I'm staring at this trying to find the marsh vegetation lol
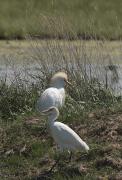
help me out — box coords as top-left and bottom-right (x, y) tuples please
(0, 0), (122, 39)
(0, 0), (122, 179)
(0, 39), (122, 179)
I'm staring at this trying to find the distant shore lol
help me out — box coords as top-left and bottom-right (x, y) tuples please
(0, 0), (122, 40)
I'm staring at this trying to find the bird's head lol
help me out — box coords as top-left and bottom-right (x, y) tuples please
(41, 107), (59, 121)
(50, 72), (71, 88)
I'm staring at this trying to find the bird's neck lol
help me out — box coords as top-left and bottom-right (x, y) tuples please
(59, 88), (65, 102)
(50, 81), (65, 89)
(58, 87), (65, 94)
(48, 114), (57, 125)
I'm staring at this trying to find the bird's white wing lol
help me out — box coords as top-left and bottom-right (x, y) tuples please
(52, 122), (89, 151)
(36, 88), (62, 112)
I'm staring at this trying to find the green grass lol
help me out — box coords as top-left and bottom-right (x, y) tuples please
(0, 60), (122, 179)
(0, 0), (122, 39)
(0, 39), (121, 120)
(0, 37), (122, 179)
(0, 104), (122, 179)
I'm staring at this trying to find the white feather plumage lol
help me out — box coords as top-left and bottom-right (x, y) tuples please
(44, 107), (89, 152)
(36, 72), (70, 113)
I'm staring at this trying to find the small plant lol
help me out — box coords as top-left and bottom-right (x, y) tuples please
(0, 39), (121, 120)
(0, 79), (39, 120)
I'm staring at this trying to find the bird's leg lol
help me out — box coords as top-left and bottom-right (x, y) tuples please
(66, 151), (72, 163)
(48, 155), (61, 173)
(68, 151), (72, 162)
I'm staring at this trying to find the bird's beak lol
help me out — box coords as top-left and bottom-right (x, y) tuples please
(41, 112), (48, 116)
(41, 110), (49, 115)
(66, 80), (72, 86)
(41, 107), (54, 115)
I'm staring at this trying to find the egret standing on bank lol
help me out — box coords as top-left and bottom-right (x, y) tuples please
(42, 106), (89, 171)
(43, 106), (89, 152)
(36, 72), (71, 113)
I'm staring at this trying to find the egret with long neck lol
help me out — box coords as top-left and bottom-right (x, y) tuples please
(43, 107), (89, 152)
(42, 107), (89, 172)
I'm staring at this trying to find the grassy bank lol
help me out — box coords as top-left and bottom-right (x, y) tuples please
(0, 39), (122, 179)
(0, 0), (122, 39)
(0, 79), (122, 179)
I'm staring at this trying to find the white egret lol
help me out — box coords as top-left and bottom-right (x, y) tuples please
(42, 107), (89, 171)
(36, 72), (71, 113)
(43, 106), (89, 152)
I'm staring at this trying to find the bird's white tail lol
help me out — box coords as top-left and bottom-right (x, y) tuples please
(84, 143), (89, 152)
(81, 141), (89, 152)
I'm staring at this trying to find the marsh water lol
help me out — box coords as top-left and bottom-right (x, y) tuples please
(0, 40), (122, 96)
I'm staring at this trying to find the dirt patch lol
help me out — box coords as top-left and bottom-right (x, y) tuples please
(0, 109), (122, 179)
(95, 157), (122, 170)
(88, 111), (122, 142)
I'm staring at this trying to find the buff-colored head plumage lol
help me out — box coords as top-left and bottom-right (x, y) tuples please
(51, 72), (68, 82)
(50, 72), (71, 88)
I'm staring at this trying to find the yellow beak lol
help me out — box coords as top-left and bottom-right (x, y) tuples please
(66, 80), (72, 86)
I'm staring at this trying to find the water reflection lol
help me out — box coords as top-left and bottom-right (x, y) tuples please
(0, 60), (122, 96)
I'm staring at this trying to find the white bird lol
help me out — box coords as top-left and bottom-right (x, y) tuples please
(36, 72), (71, 113)
(42, 107), (89, 153)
